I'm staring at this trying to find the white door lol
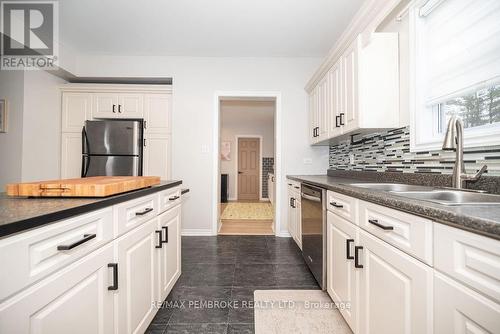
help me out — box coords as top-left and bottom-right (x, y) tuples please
(157, 205), (181, 301)
(62, 92), (91, 132)
(358, 229), (433, 334)
(434, 272), (500, 334)
(143, 134), (171, 180)
(342, 37), (359, 134)
(119, 93), (144, 118)
(93, 93), (119, 118)
(317, 75), (330, 142)
(145, 94), (171, 134)
(61, 132), (82, 178)
(0, 244), (114, 334)
(328, 59), (343, 138)
(309, 88), (319, 144)
(115, 218), (159, 334)
(326, 211), (358, 332)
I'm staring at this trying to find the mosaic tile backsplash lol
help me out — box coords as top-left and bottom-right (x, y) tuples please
(262, 157), (274, 198)
(329, 126), (500, 176)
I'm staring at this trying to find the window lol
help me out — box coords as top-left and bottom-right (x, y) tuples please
(410, 0), (500, 151)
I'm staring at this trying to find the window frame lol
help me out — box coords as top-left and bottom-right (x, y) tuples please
(409, 0), (500, 152)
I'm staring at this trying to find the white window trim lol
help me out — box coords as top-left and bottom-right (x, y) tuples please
(409, 0), (500, 152)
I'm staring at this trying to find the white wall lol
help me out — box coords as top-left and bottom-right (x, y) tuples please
(220, 100), (275, 200)
(74, 56), (330, 235)
(0, 71), (24, 190)
(0, 70), (65, 190)
(22, 70), (66, 181)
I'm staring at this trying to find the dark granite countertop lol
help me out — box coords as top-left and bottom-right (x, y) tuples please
(0, 180), (182, 239)
(287, 174), (500, 240)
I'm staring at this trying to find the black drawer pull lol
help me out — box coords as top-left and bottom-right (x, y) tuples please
(155, 230), (163, 248)
(330, 202), (343, 208)
(346, 239), (354, 260)
(354, 246), (363, 269)
(118, 104), (122, 113)
(294, 186), (300, 189)
(136, 207), (153, 216)
(340, 113), (345, 126)
(336, 115), (341, 128)
(368, 219), (394, 231)
(112, 104), (116, 113)
(162, 226), (169, 244)
(169, 196), (180, 201)
(108, 263), (118, 290)
(57, 234), (96, 250)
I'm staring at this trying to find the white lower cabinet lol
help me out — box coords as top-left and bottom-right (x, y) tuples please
(326, 211), (358, 332)
(287, 182), (302, 250)
(0, 244), (115, 334)
(115, 217), (159, 334)
(358, 229), (433, 334)
(326, 191), (500, 334)
(434, 272), (500, 334)
(157, 205), (181, 301)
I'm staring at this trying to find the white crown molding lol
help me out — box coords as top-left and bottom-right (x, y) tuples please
(305, 0), (404, 93)
(60, 83), (172, 93)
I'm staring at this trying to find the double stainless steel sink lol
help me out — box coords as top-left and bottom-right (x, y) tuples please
(350, 183), (500, 206)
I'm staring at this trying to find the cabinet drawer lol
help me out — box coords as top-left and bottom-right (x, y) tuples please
(114, 194), (158, 237)
(326, 191), (357, 223)
(358, 200), (433, 265)
(434, 224), (500, 303)
(434, 272), (500, 334)
(287, 180), (301, 192)
(158, 186), (181, 214)
(0, 208), (113, 301)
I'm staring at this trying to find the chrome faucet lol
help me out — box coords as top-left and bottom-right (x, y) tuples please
(442, 116), (487, 189)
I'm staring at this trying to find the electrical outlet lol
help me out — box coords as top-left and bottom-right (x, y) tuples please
(201, 144), (210, 153)
(303, 158), (313, 165)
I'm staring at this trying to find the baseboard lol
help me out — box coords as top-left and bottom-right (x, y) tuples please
(228, 197), (237, 201)
(276, 231), (291, 238)
(181, 229), (215, 236)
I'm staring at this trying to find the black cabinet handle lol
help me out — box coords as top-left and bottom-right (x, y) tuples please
(118, 105), (122, 113)
(136, 207), (153, 216)
(336, 115), (341, 128)
(291, 198), (296, 208)
(340, 113), (345, 126)
(312, 128), (316, 137)
(57, 234), (96, 251)
(368, 219), (394, 231)
(108, 263), (118, 290)
(288, 183), (292, 186)
(155, 230), (163, 248)
(330, 202), (344, 208)
(294, 186), (300, 189)
(354, 246), (364, 268)
(169, 196), (180, 201)
(162, 226), (169, 244)
(144, 138), (147, 146)
(112, 104), (116, 113)
(346, 239), (354, 260)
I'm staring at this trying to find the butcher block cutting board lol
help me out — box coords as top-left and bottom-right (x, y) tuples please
(6, 176), (161, 197)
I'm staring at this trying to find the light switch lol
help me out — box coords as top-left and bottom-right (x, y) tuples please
(201, 144), (210, 153)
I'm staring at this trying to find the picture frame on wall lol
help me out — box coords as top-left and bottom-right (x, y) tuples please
(221, 141), (231, 161)
(0, 99), (6, 133)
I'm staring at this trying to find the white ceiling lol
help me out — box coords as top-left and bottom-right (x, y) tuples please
(59, 0), (365, 57)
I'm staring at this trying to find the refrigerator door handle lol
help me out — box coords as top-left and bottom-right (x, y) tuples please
(81, 126), (91, 178)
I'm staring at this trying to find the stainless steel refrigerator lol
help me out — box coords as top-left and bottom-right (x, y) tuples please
(82, 120), (143, 177)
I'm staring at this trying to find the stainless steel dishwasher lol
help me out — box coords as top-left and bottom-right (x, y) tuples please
(301, 183), (327, 290)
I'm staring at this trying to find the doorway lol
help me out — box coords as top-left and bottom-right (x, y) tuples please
(216, 97), (277, 235)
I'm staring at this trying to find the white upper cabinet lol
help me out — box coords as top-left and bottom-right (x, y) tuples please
(145, 94), (172, 134)
(92, 93), (119, 118)
(308, 33), (400, 145)
(61, 93), (91, 132)
(93, 93), (143, 119)
(328, 59), (343, 139)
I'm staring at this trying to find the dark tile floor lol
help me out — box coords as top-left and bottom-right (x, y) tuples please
(146, 236), (320, 334)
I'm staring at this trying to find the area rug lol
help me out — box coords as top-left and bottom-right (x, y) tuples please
(254, 290), (353, 334)
(220, 202), (273, 220)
